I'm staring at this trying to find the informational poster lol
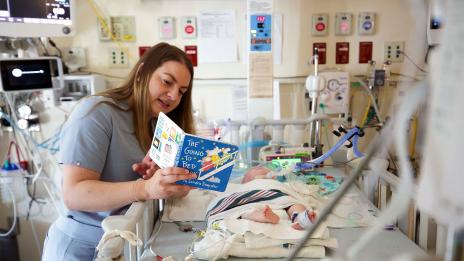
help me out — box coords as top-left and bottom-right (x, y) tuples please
(248, 0), (273, 14)
(231, 85), (248, 121)
(198, 10), (238, 63)
(249, 52), (273, 97)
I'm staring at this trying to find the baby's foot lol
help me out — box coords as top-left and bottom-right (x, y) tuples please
(241, 205), (280, 224)
(291, 210), (316, 230)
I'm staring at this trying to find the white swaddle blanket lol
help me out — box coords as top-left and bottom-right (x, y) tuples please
(192, 179), (337, 260)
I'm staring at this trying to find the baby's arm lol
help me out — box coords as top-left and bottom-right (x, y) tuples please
(242, 166), (271, 183)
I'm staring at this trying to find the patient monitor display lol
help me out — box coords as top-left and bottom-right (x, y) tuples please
(0, 0), (74, 37)
(0, 58), (63, 92)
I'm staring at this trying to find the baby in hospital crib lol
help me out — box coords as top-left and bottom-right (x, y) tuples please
(205, 166), (317, 230)
(243, 204), (316, 230)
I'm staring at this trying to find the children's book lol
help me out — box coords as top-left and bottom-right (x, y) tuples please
(149, 112), (239, 192)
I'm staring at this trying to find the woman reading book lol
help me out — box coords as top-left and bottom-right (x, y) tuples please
(42, 43), (197, 261)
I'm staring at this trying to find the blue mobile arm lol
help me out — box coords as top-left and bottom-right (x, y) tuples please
(299, 126), (364, 168)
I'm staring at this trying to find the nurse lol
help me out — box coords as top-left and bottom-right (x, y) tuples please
(42, 42), (196, 261)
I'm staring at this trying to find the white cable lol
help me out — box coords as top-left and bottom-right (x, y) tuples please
(148, 222), (163, 256)
(42, 182), (64, 217)
(0, 183), (17, 238)
(354, 78), (384, 123)
(29, 218), (42, 257)
(346, 81), (427, 259)
(2, 94), (46, 184)
(188, 229), (237, 260)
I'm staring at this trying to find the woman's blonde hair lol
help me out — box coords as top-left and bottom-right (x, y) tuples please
(97, 42), (195, 151)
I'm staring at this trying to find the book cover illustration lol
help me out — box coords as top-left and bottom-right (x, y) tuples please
(150, 112), (239, 192)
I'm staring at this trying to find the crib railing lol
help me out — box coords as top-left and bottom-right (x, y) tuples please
(95, 117), (444, 260)
(95, 200), (155, 261)
(357, 169), (448, 258)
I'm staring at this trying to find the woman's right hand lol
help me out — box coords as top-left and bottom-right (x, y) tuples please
(143, 167), (196, 199)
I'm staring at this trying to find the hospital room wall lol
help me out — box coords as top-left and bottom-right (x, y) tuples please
(52, 0), (427, 122)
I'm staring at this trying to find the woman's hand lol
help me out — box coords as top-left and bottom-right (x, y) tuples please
(132, 152), (159, 179)
(143, 167), (196, 199)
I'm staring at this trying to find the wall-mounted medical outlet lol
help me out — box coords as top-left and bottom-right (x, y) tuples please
(359, 41), (373, 63)
(335, 13), (353, 36)
(159, 17), (176, 39)
(311, 13), (329, 36)
(108, 47), (129, 68)
(313, 42), (326, 64)
(336, 42), (350, 64)
(358, 12), (376, 35)
(181, 16), (197, 39)
(384, 41), (404, 62)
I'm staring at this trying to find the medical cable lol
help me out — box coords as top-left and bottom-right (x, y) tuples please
(187, 228), (241, 260)
(29, 217), (42, 257)
(354, 78), (383, 123)
(0, 184), (17, 238)
(2, 94), (45, 184)
(355, 78), (402, 173)
(346, 81), (427, 260)
(397, 50), (428, 73)
(146, 199), (166, 256)
(285, 118), (392, 260)
(42, 181), (64, 217)
(47, 39), (62, 58)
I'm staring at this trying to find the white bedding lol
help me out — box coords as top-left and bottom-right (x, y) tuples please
(193, 228), (328, 260)
(163, 178), (376, 259)
(192, 179), (337, 260)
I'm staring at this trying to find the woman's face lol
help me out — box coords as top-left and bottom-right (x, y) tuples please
(148, 61), (191, 117)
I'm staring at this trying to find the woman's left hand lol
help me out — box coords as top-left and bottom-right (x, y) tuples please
(132, 152), (159, 179)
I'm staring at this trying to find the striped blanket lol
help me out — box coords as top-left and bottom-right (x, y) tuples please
(206, 189), (288, 219)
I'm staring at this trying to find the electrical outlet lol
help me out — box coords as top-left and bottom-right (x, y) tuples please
(108, 48), (129, 68)
(384, 41), (404, 62)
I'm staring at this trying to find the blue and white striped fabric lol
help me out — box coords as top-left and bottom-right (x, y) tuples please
(206, 189), (287, 218)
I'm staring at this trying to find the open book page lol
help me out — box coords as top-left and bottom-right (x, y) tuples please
(150, 112), (185, 168)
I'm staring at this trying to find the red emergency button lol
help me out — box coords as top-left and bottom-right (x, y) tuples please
(316, 23), (325, 31)
(185, 25), (195, 34)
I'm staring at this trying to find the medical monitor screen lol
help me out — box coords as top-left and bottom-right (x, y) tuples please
(0, 0), (74, 37)
(0, 59), (59, 92)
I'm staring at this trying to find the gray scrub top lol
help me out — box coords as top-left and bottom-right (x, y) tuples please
(59, 96), (145, 227)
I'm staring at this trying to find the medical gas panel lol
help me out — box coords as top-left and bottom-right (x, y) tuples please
(250, 15), (272, 52)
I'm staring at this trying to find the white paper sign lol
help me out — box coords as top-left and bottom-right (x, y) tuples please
(198, 10), (238, 63)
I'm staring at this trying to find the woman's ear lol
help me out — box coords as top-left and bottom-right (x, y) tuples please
(135, 62), (144, 83)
